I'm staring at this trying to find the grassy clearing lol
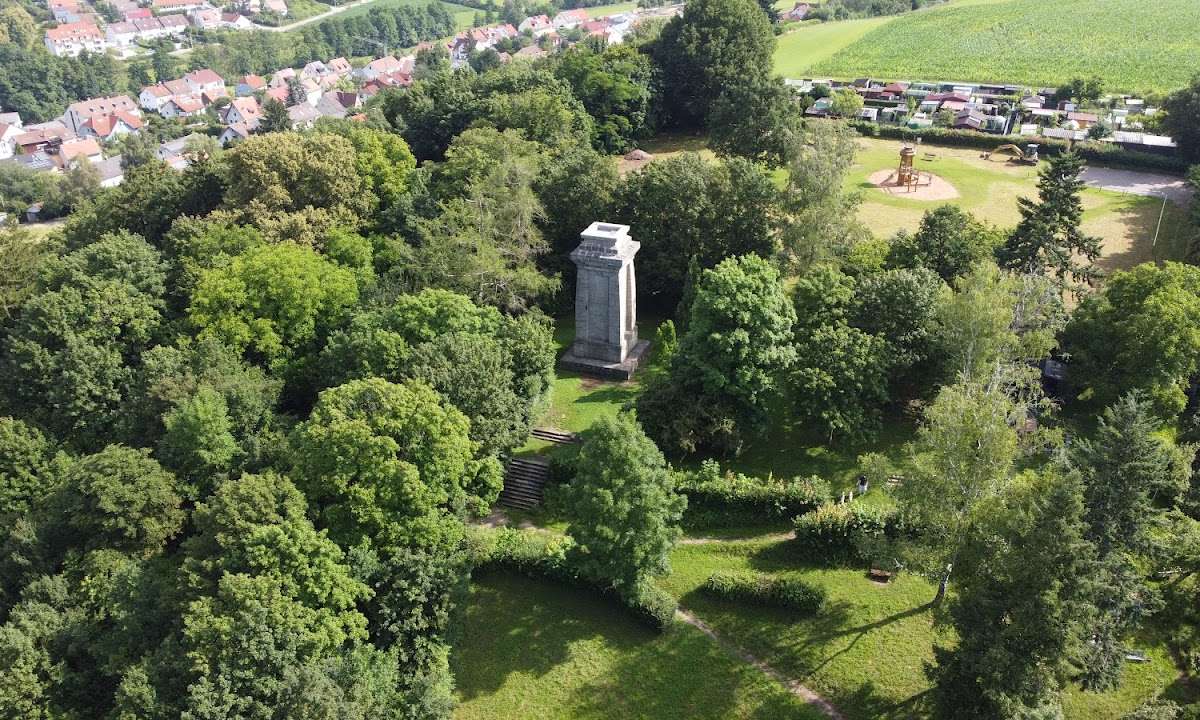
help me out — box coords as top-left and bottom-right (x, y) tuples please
(847, 137), (1192, 268)
(809, 0), (1200, 92)
(661, 537), (945, 720)
(331, 0), (478, 28)
(660, 538), (1192, 720)
(453, 573), (826, 720)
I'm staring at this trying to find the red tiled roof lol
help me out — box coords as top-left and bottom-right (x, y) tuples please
(46, 21), (102, 41)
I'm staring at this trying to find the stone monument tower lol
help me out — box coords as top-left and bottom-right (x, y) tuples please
(559, 222), (650, 380)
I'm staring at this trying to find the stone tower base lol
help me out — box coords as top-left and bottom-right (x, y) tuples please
(559, 339), (651, 381)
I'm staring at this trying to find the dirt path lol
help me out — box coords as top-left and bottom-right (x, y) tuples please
(1080, 166), (1193, 206)
(676, 608), (845, 720)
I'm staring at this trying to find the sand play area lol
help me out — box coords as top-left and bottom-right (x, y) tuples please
(868, 168), (960, 201)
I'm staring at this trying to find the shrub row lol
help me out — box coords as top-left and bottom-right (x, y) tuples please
(847, 121), (1189, 174)
(675, 460), (831, 528)
(792, 502), (893, 563)
(465, 526), (677, 630)
(701, 570), (827, 614)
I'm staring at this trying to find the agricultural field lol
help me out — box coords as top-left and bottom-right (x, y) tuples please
(773, 16), (893, 78)
(805, 0), (1200, 92)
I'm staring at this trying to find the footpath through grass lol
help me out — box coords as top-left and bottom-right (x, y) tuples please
(453, 573), (826, 720)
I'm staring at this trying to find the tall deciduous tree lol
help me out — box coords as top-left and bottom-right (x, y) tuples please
(1, 232), (167, 450)
(886, 205), (1002, 282)
(653, 0), (774, 128)
(614, 153), (779, 311)
(291, 377), (501, 546)
(563, 413), (686, 596)
(779, 120), (867, 269)
(708, 77), (803, 168)
(897, 378), (1020, 604)
(638, 254), (796, 454)
(1063, 262), (1200, 420)
(1162, 74), (1200, 162)
(189, 242), (359, 367)
(999, 151), (1102, 291)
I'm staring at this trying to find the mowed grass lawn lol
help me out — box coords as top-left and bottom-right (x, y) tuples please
(457, 538), (1191, 720)
(453, 573), (826, 720)
(808, 0), (1200, 92)
(847, 137), (1193, 268)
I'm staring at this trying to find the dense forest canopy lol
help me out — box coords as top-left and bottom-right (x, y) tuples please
(3, 0), (1200, 717)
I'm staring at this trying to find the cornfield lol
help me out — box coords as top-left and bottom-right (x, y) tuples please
(809, 0), (1200, 93)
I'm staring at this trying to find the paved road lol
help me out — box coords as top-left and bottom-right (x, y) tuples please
(1080, 166), (1193, 207)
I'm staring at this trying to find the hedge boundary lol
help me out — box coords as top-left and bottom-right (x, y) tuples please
(675, 461), (831, 528)
(847, 121), (1188, 174)
(701, 570), (827, 614)
(466, 526), (677, 630)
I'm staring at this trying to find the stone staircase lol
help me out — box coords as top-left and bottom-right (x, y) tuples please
(499, 457), (551, 510)
(530, 427), (579, 445)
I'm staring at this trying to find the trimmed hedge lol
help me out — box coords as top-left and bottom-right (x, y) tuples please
(465, 526), (677, 630)
(702, 571), (827, 614)
(847, 121), (1189, 174)
(793, 502), (892, 563)
(676, 460), (831, 527)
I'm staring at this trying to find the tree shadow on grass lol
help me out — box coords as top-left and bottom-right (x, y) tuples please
(565, 620), (827, 720)
(453, 573), (652, 700)
(575, 385), (640, 406)
(834, 682), (933, 720)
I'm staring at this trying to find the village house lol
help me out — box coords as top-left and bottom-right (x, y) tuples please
(518, 14), (552, 35)
(161, 95), (206, 119)
(327, 57), (353, 76)
(286, 103), (320, 130)
(44, 22), (107, 57)
(222, 96), (262, 127)
(158, 14), (191, 36)
(96, 156), (125, 187)
(263, 86), (290, 104)
(132, 16), (170, 40)
(13, 122), (73, 155)
(77, 112), (144, 141)
(781, 2), (810, 20)
(65, 95), (141, 135)
(221, 12), (253, 28)
(153, 0), (208, 13)
(185, 69), (226, 96)
(187, 5), (223, 29)
(236, 74), (267, 96)
(0, 121), (22, 161)
(552, 8), (587, 29)
(55, 137), (104, 168)
(219, 123), (253, 146)
(105, 22), (140, 46)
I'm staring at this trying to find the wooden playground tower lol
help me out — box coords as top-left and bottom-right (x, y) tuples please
(893, 142), (927, 191)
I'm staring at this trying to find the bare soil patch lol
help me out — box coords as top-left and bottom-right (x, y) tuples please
(868, 169), (960, 201)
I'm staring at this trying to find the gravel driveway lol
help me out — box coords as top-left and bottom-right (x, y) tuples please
(1080, 166), (1193, 206)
